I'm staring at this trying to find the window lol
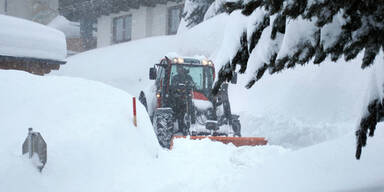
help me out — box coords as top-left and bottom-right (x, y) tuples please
(113, 15), (132, 43)
(170, 65), (214, 91)
(167, 5), (183, 35)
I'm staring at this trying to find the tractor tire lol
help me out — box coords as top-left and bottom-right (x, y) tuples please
(153, 108), (174, 148)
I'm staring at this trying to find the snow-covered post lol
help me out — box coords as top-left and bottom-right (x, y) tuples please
(22, 128), (47, 172)
(133, 97), (137, 127)
(27, 128), (33, 159)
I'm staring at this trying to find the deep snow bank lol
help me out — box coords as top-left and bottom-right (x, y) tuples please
(0, 70), (159, 192)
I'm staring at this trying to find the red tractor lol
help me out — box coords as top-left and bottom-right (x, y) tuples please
(140, 56), (267, 148)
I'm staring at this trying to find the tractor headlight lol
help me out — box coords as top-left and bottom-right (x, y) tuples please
(202, 60), (213, 66)
(173, 57), (185, 64)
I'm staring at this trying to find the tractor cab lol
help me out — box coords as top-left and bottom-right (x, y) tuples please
(149, 57), (215, 108)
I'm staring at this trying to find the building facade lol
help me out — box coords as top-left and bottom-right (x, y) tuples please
(0, 0), (58, 24)
(97, 1), (184, 47)
(59, 0), (184, 49)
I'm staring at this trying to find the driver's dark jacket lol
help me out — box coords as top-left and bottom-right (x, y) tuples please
(170, 73), (194, 116)
(171, 73), (194, 88)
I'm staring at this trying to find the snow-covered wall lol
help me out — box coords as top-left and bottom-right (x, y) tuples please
(96, 1), (183, 48)
(0, 15), (66, 61)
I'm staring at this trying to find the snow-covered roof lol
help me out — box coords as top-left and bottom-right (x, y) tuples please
(60, 0), (183, 20)
(0, 14), (67, 62)
(48, 15), (80, 38)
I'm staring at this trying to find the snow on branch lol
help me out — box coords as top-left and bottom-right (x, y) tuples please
(356, 50), (384, 159)
(181, 0), (215, 29)
(210, 0), (384, 158)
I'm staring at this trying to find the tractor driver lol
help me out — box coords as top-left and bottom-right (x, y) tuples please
(171, 65), (194, 135)
(172, 65), (194, 88)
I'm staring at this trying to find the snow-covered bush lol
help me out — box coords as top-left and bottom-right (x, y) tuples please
(181, 0), (215, 29)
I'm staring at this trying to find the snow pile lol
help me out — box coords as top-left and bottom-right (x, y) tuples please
(0, 70), (159, 192)
(239, 112), (351, 149)
(0, 15), (66, 61)
(48, 15), (80, 38)
(155, 138), (288, 192)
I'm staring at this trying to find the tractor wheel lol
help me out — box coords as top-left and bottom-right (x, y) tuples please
(153, 108), (174, 148)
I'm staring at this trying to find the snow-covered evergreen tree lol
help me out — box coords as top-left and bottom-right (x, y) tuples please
(210, 0), (384, 159)
(203, 0), (228, 20)
(182, 0), (215, 29)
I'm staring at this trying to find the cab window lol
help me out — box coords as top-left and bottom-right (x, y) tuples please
(170, 65), (213, 91)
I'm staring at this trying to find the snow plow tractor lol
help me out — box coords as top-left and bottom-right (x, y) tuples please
(140, 56), (267, 149)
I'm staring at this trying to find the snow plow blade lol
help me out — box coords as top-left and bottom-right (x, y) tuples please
(170, 136), (267, 149)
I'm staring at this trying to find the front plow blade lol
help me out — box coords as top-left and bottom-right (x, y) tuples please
(170, 136), (267, 149)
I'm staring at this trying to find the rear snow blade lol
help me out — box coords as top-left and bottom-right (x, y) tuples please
(170, 136), (267, 149)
